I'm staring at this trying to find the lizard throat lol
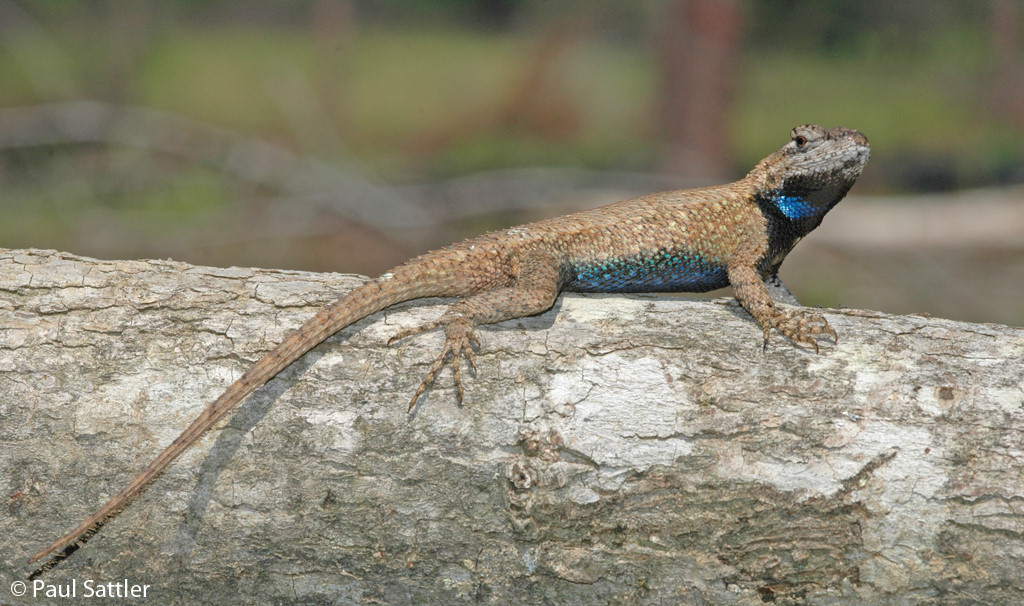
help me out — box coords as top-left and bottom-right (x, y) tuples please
(761, 176), (851, 235)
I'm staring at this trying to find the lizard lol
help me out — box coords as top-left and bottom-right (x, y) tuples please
(28, 123), (869, 573)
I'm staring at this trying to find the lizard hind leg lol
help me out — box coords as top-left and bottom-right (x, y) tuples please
(388, 314), (481, 410)
(388, 251), (563, 411)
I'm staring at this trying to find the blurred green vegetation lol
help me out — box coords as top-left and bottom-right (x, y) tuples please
(130, 27), (659, 177)
(2, 10), (1018, 184)
(133, 24), (1021, 180)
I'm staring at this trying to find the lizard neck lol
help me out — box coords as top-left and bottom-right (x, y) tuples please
(745, 171), (853, 277)
(745, 152), (858, 238)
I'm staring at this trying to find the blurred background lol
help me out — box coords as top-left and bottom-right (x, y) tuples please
(0, 0), (1021, 325)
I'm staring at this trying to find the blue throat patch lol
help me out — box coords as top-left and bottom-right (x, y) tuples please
(767, 189), (822, 222)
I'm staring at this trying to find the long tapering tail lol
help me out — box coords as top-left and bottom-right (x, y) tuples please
(29, 274), (435, 567)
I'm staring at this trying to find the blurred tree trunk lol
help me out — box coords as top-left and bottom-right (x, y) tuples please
(311, 0), (353, 140)
(654, 0), (742, 179)
(103, 1), (153, 102)
(991, 0), (1024, 129)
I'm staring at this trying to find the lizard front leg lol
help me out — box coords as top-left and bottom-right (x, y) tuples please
(728, 258), (836, 353)
(389, 252), (562, 410)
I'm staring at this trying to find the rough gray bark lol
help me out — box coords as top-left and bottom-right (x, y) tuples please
(1, 248), (1023, 605)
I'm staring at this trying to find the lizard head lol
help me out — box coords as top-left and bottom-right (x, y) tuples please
(752, 124), (871, 234)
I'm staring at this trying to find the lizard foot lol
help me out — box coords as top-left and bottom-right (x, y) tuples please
(763, 308), (837, 353)
(389, 318), (480, 411)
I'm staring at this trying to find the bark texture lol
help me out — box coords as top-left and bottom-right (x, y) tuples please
(1, 249), (1023, 605)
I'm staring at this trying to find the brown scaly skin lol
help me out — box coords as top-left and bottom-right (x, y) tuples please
(29, 124), (869, 574)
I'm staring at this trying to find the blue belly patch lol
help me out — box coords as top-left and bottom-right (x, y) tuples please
(567, 249), (728, 293)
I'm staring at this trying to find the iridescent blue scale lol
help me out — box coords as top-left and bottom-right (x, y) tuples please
(567, 248), (728, 293)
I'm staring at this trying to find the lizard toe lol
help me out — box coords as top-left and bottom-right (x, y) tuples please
(388, 319), (443, 347)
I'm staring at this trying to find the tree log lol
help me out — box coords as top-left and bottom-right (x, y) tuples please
(1, 249), (1023, 604)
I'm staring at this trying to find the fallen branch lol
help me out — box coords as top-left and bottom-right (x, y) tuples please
(2, 249), (1022, 604)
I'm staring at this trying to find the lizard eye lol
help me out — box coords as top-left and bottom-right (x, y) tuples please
(794, 135), (808, 147)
